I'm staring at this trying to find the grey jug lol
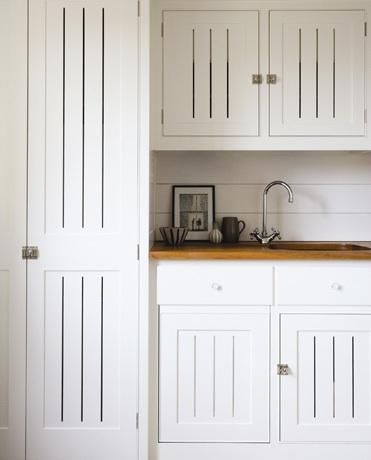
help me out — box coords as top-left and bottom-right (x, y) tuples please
(221, 217), (246, 243)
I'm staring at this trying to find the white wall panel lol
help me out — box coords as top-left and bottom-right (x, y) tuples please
(153, 151), (371, 241)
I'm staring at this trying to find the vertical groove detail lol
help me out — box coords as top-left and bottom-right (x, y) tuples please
(226, 29), (230, 119)
(192, 29), (195, 119)
(193, 335), (197, 417)
(333, 28), (336, 118)
(61, 277), (65, 422)
(212, 335), (216, 417)
(100, 277), (104, 422)
(62, 8), (66, 228)
(209, 29), (212, 119)
(352, 336), (355, 418)
(316, 29), (319, 118)
(332, 336), (336, 418)
(101, 8), (105, 229)
(81, 277), (84, 422)
(299, 28), (302, 119)
(313, 336), (317, 418)
(82, 9), (85, 228)
(232, 335), (235, 418)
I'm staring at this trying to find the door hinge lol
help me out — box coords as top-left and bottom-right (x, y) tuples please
(365, 22), (367, 37)
(365, 109), (367, 124)
(137, 244), (140, 261)
(22, 246), (39, 260)
(161, 22), (164, 38)
(136, 412), (139, 429)
(137, 1), (140, 17)
(277, 364), (289, 376)
(161, 109), (164, 124)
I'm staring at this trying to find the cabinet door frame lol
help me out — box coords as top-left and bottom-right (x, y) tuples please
(279, 311), (371, 443)
(162, 9), (260, 137)
(269, 9), (366, 136)
(158, 305), (270, 443)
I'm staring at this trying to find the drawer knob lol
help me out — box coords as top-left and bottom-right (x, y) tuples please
(211, 283), (222, 291)
(331, 282), (343, 291)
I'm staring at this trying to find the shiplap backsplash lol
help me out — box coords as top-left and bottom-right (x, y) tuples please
(153, 151), (371, 241)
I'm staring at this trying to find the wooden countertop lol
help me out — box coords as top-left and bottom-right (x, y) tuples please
(150, 242), (371, 261)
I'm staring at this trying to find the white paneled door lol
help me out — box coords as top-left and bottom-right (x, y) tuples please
(280, 314), (371, 442)
(163, 11), (259, 136)
(270, 10), (365, 136)
(27, 1), (139, 459)
(159, 306), (270, 442)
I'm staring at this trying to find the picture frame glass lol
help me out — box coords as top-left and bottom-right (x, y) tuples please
(173, 186), (215, 240)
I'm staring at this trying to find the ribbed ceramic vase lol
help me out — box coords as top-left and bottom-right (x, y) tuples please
(209, 222), (223, 244)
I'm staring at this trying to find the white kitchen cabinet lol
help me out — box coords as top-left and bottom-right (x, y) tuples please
(163, 11), (259, 136)
(159, 306), (270, 442)
(152, 1), (371, 150)
(154, 261), (371, 460)
(280, 314), (371, 442)
(270, 11), (365, 136)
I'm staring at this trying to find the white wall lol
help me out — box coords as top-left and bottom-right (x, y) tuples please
(153, 151), (371, 241)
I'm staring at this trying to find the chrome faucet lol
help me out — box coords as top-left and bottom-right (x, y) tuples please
(250, 181), (294, 245)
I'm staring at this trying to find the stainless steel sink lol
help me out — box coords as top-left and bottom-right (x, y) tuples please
(267, 242), (371, 251)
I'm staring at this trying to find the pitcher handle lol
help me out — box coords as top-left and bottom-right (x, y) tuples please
(238, 220), (246, 235)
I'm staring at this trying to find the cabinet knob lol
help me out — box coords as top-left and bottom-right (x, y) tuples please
(331, 282), (343, 291)
(267, 74), (277, 84)
(211, 283), (222, 291)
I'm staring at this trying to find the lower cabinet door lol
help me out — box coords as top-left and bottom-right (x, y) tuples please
(159, 306), (270, 442)
(280, 314), (371, 442)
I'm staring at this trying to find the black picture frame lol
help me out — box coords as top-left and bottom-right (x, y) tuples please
(172, 185), (216, 241)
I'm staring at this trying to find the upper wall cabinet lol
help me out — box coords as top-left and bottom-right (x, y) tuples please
(151, 1), (370, 150)
(163, 11), (259, 136)
(270, 11), (365, 136)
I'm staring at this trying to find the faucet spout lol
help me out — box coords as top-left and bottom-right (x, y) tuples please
(251, 180), (294, 245)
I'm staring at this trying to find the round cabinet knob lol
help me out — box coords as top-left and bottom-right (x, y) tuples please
(331, 282), (343, 291)
(211, 283), (222, 291)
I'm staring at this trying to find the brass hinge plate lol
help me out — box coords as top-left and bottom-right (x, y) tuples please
(161, 109), (164, 124)
(22, 246), (39, 260)
(161, 22), (164, 37)
(365, 22), (367, 37)
(277, 364), (289, 376)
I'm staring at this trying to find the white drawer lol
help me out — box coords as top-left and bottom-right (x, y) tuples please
(157, 264), (273, 305)
(276, 266), (371, 305)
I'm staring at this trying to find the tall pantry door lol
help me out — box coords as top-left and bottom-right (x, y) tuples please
(27, 1), (139, 459)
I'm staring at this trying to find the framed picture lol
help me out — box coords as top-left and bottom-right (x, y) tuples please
(172, 185), (215, 240)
